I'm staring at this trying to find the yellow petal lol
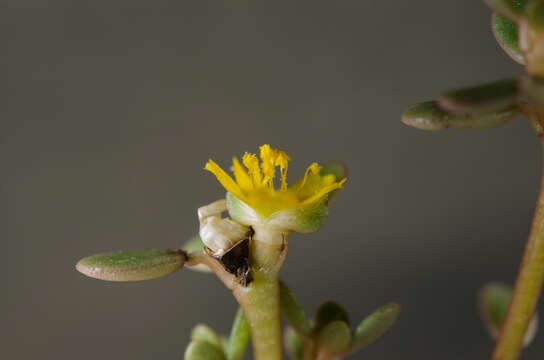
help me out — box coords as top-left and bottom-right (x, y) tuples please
(204, 159), (246, 201)
(232, 157), (253, 192)
(300, 178), (346, 206)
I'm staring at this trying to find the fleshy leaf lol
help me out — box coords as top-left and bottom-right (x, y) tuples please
(227, 308), (250, 360)
(76, 249), (186, 281)
(347, 303), (400, 355)
(280, 281), (312, 336)
(438, 78), (520, 114)
(479, 282), (538, 347)
(313, 301), (350, 333)
(401, 101), (519, 130)
(317, 320), (351, 355)
(191, 324), (223, 350)
(521, 74), (544, 107)
(483, 0), (528, 21)
(493, 13), (525, 64)
(285, 327), (304, 360)
(183, 235), (212, 273)
(184, 340), (226, 360)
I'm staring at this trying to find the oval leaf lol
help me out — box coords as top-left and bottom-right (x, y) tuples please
(317, 320), (351, 355)
(483, 0), (528, 21)
(493, 13), (525, 64)
(227, 308), (250, 360)
(479, 282), (538, 347)
(285, 327), (304, 360)
(191, 324), (223, 350)
(280, 281), (311, 336)
(184, 340), (226, 360)
(401, 101), (519, 130)
(76, 249), (186, 281)
(438, 78), (520, 114)
(347, 303), (400, 355)
(314, 301), (350, 333)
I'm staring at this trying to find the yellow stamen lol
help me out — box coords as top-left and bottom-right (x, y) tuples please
(204, 159), (245, 201)
(232, 157), (253, 192)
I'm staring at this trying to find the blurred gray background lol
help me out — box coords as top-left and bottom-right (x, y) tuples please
(3, 0), (543, 359)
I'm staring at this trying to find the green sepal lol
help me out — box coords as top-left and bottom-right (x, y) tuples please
(316, 320), (351, 355)
(346, 303), (400, 355)
(75, 249), (186, 281)
(280, 281), (312, 336)
(482, 0), (528, 21)
(521, 74), (544, 107)
(184, 340), (226, 360)
(313, 301), (350, 334)
(527, 0), (544, 30)
(439, 78), (520, 114)
(401, 101), (519, 130)
(493, 13), (525, 64)
(191, 324), (223, 350)
(285, 327), (304, 360)
(226, 308), (250, 360)
(183, 235), (212, 273)
(478, 282), (538, 347)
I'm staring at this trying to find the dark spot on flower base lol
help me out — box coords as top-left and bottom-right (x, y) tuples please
(219, 237), (253, 286)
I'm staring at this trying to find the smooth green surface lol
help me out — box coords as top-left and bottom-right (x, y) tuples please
(401, 101), (519, 130)
(317, 320), (351, 355)
(521, 74), (544, 107)
(227, 308), (250, 360)
(313, 301), (350, 333)
(191, 324), (223, 350)
(483, 0), (528, 20)
(527, 0), (544, 30)
(280, 281), (311, 336)
(284, 327), (304, 360)
(185, 340), (226, 360)
(76, 248), (186, 281)
(493, 13), (525, 64)
(439, 78), (519, 113)
(347, 303), (400, 355)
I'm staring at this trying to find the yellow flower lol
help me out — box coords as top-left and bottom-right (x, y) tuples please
(204, 144), (346, 232)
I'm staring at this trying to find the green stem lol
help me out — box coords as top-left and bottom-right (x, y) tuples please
(233, 229), (288, 360)
(491, 140), (544, 360)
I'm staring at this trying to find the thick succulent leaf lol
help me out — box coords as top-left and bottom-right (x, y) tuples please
(183, 235), (212, 273)
(191, 324), (223, 350)
(317, 320), (351, 355)
(184, 340), (226, 360)
(227, 308), (250, 360)
(439, 78), (520, 114)
(285, 327), (304, 360)
(493, 13), (525, 64)
(347, 303), (400, 355)
(280, 281), (312, 336)
(401, 101), (519, 130)
(527, 0), (544, 30)
(479, 282), (538, 347)
(483, 0), (528, 20)
(313, 301), (350, 333)
(76, 249), (186, 281)
(521, 74), (544, 107)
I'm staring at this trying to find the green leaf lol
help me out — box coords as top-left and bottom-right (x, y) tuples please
(479, 282), (538, 347)
(75, 249), (186, 281)
(438, 78), (520, 114)
(313, 301), (350, 333)
(183, 235), (212, 273)
(227, 308), (250, 360)
(280, 281), (312, 336)
(347, 303), (400, 355)
(184, 340), (226, 360)
(493, 13), (525, 64)
(317, 321), (351, 355)
(527, 0), (544, 30)
(401, 101), (519, 130)
(191, 324), (223, 350)
(521, 74), (544, 107)
(285, 327), (304, 360)
(482, 0), (528, 20)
